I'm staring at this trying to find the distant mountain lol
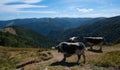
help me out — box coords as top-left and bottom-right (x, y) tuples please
(60, 16), (120, 44)
(47, 18), (104, 40)
(0, 18), (39, 28)
(0, 18), (104, 36)
(0, 26), (56, 48)
(0, 16), (119, 45)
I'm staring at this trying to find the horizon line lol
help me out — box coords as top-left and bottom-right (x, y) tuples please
(1, 15), (120, 21)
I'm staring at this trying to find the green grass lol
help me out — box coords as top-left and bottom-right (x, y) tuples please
(0, 51), (16, 70)
(0, 46), (52, 70)
(97, 51), (120, 67)
(0, 44), (120, 70)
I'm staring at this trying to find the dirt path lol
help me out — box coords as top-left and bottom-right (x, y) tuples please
(16, 50), (103, 70)
(16, 50), (64, 70)
(23, 50), (101, 70)
(36, 51), (63, 64)
(16, 45), (120, 70)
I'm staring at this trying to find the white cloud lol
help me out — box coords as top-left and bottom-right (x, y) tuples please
(63, 0), (106, 4)
(0, 0), (17, 4)
(0, 0), (42, 4)
(0, 0), (45, 12)
(83, 13), (120, 17)
(76, 8), (93, 13)
(0, 4), (47, 12)
(0, 0), (56, 14)
(21, 0), (42, 4)
(19, 10), (57, 14)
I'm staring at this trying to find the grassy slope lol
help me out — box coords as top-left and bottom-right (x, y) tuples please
(29, 44), (120, 70)
(0, 26), (56, 48)
(0, 44), (120, 70)
(0, 46), (52, 70)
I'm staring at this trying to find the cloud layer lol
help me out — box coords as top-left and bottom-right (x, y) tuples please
(0, 0), (56, 14)
(0, 0), (42, 4)
(76, 8), (93, 13)
(0, 0), (120, 20)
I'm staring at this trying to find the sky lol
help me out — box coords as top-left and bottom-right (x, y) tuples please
(0, 0), (120, 20)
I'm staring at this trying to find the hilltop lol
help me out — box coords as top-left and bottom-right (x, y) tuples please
(0, 26), (56, 48)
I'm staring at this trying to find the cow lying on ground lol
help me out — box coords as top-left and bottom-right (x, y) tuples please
(84, 37), (104, 52)
(54, 42), (86, 64)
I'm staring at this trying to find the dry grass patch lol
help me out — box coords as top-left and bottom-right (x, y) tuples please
(97, 51), (120, 67)
(0, 46), (52, 70)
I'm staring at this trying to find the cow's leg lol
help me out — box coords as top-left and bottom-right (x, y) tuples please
(99, 45), (102, 52)
(88, 42), (93, 50)
(90, 45), (93, 50)
(77, 54), (81, 64)
(82, 53), (86, 64)
(62, 54), (67, 62)
(99, 42), (103, 52)
(89, 45), (94, 51)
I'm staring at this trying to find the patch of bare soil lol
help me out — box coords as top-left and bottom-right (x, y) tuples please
(16, 50), (63, 70)
(16, 45), (120, 70)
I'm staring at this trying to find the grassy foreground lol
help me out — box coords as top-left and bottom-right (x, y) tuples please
(0, 46), (52, 70)
(0, 44), (120, 70)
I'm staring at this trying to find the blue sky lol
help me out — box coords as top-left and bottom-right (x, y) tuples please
(0, 0), (120, 20)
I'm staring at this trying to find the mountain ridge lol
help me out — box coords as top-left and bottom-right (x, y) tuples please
(0, 17), (105, 35)
(0, 16), (119, 44)
(59, 16), (120, 44)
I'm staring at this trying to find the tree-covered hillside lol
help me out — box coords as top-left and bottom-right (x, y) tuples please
(0, 26), (56, 48)
(60, 16), (120, 44)
(0, 18), (104, 36)
(0, 16), (119, 44)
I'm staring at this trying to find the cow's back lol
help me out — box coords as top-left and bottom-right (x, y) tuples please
(84, 37), (104, 44)
(61, 42), (85, 54)
(61, 43), (77, 54)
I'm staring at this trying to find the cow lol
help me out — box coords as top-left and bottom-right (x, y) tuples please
(84, 37), (104, 52)
(54, 42), (86, 64)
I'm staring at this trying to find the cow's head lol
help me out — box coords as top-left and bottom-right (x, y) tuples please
(69, 37), (79, 42)
(52, 42), (66, 52)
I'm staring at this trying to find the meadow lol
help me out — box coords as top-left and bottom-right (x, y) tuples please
(0, 46), (52, 70)
(0, 44), (120, 70)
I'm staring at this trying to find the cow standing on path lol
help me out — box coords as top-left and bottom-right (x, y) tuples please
(54, 42), (86, 64)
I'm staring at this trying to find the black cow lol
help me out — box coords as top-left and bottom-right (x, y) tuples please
(54, 42), (86, 64)
(84, 37), (104, 52)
